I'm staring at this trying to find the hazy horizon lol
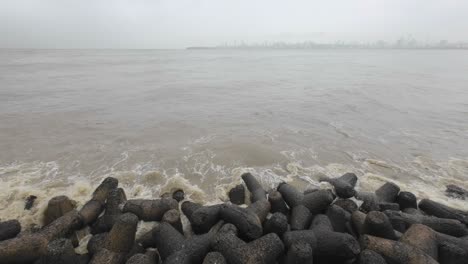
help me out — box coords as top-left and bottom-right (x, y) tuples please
(2, 0), (468, 49)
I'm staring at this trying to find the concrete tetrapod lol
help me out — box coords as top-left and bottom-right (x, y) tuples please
(0, 220), (21, 241)
(219, 201), (270, 240)
(152, 221), (218, 263)
(123, 198), (178, 221)
(89, 213), (139, 264)
(36, 238), (89, 264)
(399, 224), (438, 260)
(419, 198), (468, 225)
(360, 235), (438, 264)
(267, 190), (289, 216)
(79, 177), (119, 226)
(0, 210), (83, 264)
(212, 229), (284, 264)
(318, 172), (357, 198)
(91, 187), (127, 234)
(202, 252), (227, 264)
(241, 173), (267, 203)
(384, 210), (468, 237)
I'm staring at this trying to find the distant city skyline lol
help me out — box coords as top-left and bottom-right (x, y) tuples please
(188, 37), (468, 50)
(2, 1), (468, 49)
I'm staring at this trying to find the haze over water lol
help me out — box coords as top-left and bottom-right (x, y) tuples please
(1, 49), (468, 227)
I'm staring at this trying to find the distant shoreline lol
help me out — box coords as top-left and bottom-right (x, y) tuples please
(186, 46), (468, 50)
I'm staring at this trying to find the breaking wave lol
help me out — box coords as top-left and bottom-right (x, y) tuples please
(1, 148), (467, 230)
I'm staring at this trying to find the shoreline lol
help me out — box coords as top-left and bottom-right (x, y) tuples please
(0, 172), (467, 263)
(186, 46), (468, 50)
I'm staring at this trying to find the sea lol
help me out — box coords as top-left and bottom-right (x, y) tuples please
(1, 49), (467, 230)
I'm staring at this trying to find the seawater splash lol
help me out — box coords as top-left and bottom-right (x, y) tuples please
(1, 151), (468, 230)
(0, 161), (94, 229)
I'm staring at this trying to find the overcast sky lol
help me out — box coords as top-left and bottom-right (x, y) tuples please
(2, 0), (468, 49)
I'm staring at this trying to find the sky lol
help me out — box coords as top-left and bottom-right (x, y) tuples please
(1, 0), (468, 49)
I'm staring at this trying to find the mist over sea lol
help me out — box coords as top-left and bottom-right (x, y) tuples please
(1, 49), (467, 228)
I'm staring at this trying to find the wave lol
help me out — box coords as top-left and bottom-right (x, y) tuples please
(1, 150), (467, 230)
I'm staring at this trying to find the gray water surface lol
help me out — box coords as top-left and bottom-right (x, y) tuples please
(1, 49), (468, 225)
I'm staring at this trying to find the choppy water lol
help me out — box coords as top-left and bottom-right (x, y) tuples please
(1, 49), (468, 228)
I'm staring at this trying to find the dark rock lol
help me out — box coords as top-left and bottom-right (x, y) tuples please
(40, 210), (83, 242)
(277, 183), (304, 208)
(218, 223), (238, 236)
(172, 189), (185, 203)
(303, 188), (319, 195)
(339, 172), (358, 186)
(435, 231), (468, 264)
(284, 223), (360, 260)
(283, 230), (317, 249)
(181, 201), (221, 234)
(378, 202), (400, 211)
(123, 198), (178, 221)
(263, 212), (288, 237)
(25, 195), (37, 210)
(89, 248), (126, 264)
(284, 241), (313, 264)
(419, 198), (468, 225)
(247, 199), (271, 223)
(87, 233), (108, 255)
(125, 254), (147, 264)
(309, 214), (333, 233)
(0, 210), (83, 263)
(363, 211), (397, 240)
(358, 249), (387, 264)
(396, 191), (417, 210)
(105, 213), (139, 253)
(37, 238), (83, 264)
(326, 204), (350, 233)
(80, 177), (119, 225)
(126, 252), (157, 264)
(0, 219), (21, 241)
(107, 188), (127, 215)
(445, 184), (468, 200)
(228, 184), (245, 205)
(91, 187), (127, 234)
(319, 172), (357, 198)
(125, 244), (146, 263)
(268, 190), (289, 216)
(144, 249), (159, 264)
(241, 172), (267, 203)
(302, 189), (334, 214)
(356, 192), (379, 213)
(79, 200), (104, 227)
(400, 224), (438, 260)
(333, 199), (358, 214)
(290, 205), (312, 230)
(212, 231), (284, 264)
(402, 208), (425, 215)
(152, 222), (183, 260)
(313, 229), (360, 259)
(360, 235), (437, 264)
(162, 209), (183, 234)
(202, 252), (226, 264)
(438, 240), (467, 264)
(44, 196), (76, 226)
(351, 210), (366, 237)
(153, 222), (214, 263)
(375, 182), (400, 203)
(90, 213), (139, 263)
(219, 203), (263, 240)
(384, 210), (468, 237)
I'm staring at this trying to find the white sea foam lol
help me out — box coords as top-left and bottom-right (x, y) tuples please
(1, 150), (467, 231)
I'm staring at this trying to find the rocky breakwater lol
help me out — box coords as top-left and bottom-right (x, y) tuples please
(1, 172), (468, 264)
